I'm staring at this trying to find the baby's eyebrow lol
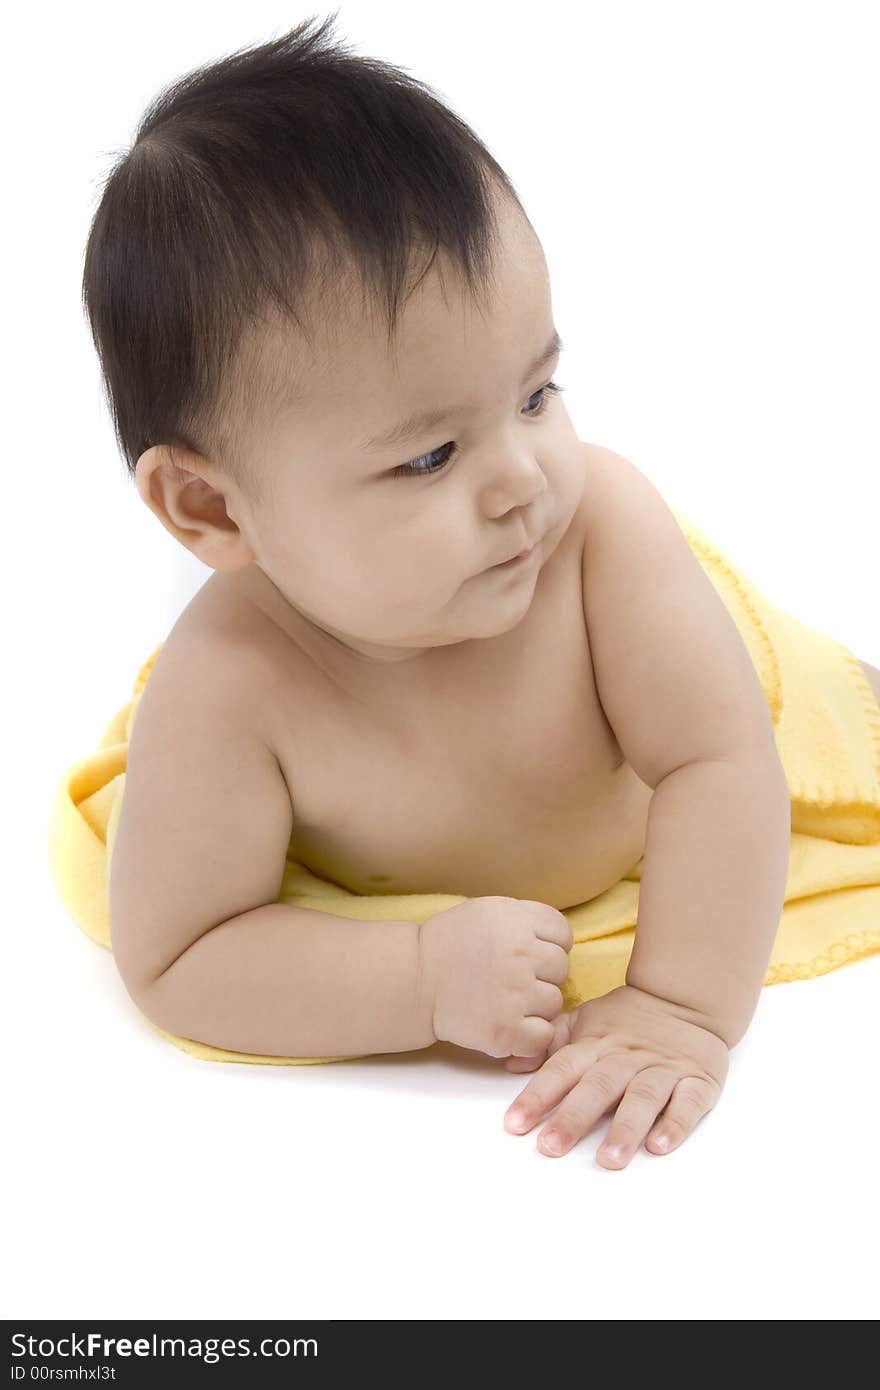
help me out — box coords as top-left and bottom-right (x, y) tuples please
(358, 328), (563, 452)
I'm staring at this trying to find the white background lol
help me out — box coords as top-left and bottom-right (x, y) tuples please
(6, 0), (878, 1322)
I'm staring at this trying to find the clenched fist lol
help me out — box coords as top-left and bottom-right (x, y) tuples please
(417, 896), (573, 1058)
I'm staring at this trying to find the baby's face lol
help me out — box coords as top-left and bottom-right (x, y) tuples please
(222, 198), (584, 667)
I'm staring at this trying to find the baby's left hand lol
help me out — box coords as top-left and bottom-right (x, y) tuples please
(502, 984), (730, 1168)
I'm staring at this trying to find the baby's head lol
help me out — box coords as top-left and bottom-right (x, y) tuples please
(83, 14), (585, 666)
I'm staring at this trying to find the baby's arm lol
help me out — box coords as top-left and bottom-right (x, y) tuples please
(581, 447), (791, 1048)
(110, 637), (436, 1059)
(622, 752), (790, 1048)
(500, 452), (790, 1165)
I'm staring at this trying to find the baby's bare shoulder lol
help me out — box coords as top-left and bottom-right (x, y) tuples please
(111, 573), (296, 997)
(143, 571), (284, 743)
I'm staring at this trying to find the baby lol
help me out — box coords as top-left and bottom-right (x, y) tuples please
(92, 19), (880, 1168)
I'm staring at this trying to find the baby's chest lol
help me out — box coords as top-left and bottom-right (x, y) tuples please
(280, 651), (650, 909)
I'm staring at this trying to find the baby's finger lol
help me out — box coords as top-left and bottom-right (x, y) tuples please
(503, 1037), (604, 1135)
(508, 1014), (556, 1060)
(504, 1012), (571, 1073)
(527, 979), (565, 1022)
(596, 1067), (678, 1169)
(645, 1076), (719, 1156)
(534, 911), (574, 954)
(546, 1010), (574, 1057)
(533, 940), (572, 987)
(534, 1054), (638, 1157)
(504, 1053), (545, 1073)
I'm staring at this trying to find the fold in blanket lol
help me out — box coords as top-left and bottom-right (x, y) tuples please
(47, 510), (880, 1067)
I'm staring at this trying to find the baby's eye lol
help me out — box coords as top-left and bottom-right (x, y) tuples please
(389, 380), (564, 479)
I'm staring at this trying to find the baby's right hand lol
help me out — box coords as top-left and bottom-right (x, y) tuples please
(417, 897), (573, 1059)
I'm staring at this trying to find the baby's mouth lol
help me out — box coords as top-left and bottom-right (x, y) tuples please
(487, 540), (538, 571)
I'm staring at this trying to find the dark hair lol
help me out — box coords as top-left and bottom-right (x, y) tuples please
(82, 10), (527, 502)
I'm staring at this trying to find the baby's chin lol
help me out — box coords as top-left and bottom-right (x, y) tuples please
(454, 568), (543, 639)
(365, 588), (539, 655)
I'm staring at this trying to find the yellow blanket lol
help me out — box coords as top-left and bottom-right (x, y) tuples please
(47, 512), (880, 1067)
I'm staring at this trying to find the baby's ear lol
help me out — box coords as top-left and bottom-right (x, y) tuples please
(133, 444), (256, 572)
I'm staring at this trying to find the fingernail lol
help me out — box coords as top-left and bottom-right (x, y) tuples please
(505, 1107), (525, 1130)
(653, 1133), (670, 1151)
(602, 1144), (622, 1163)
(541, 1130), (563, 1154)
